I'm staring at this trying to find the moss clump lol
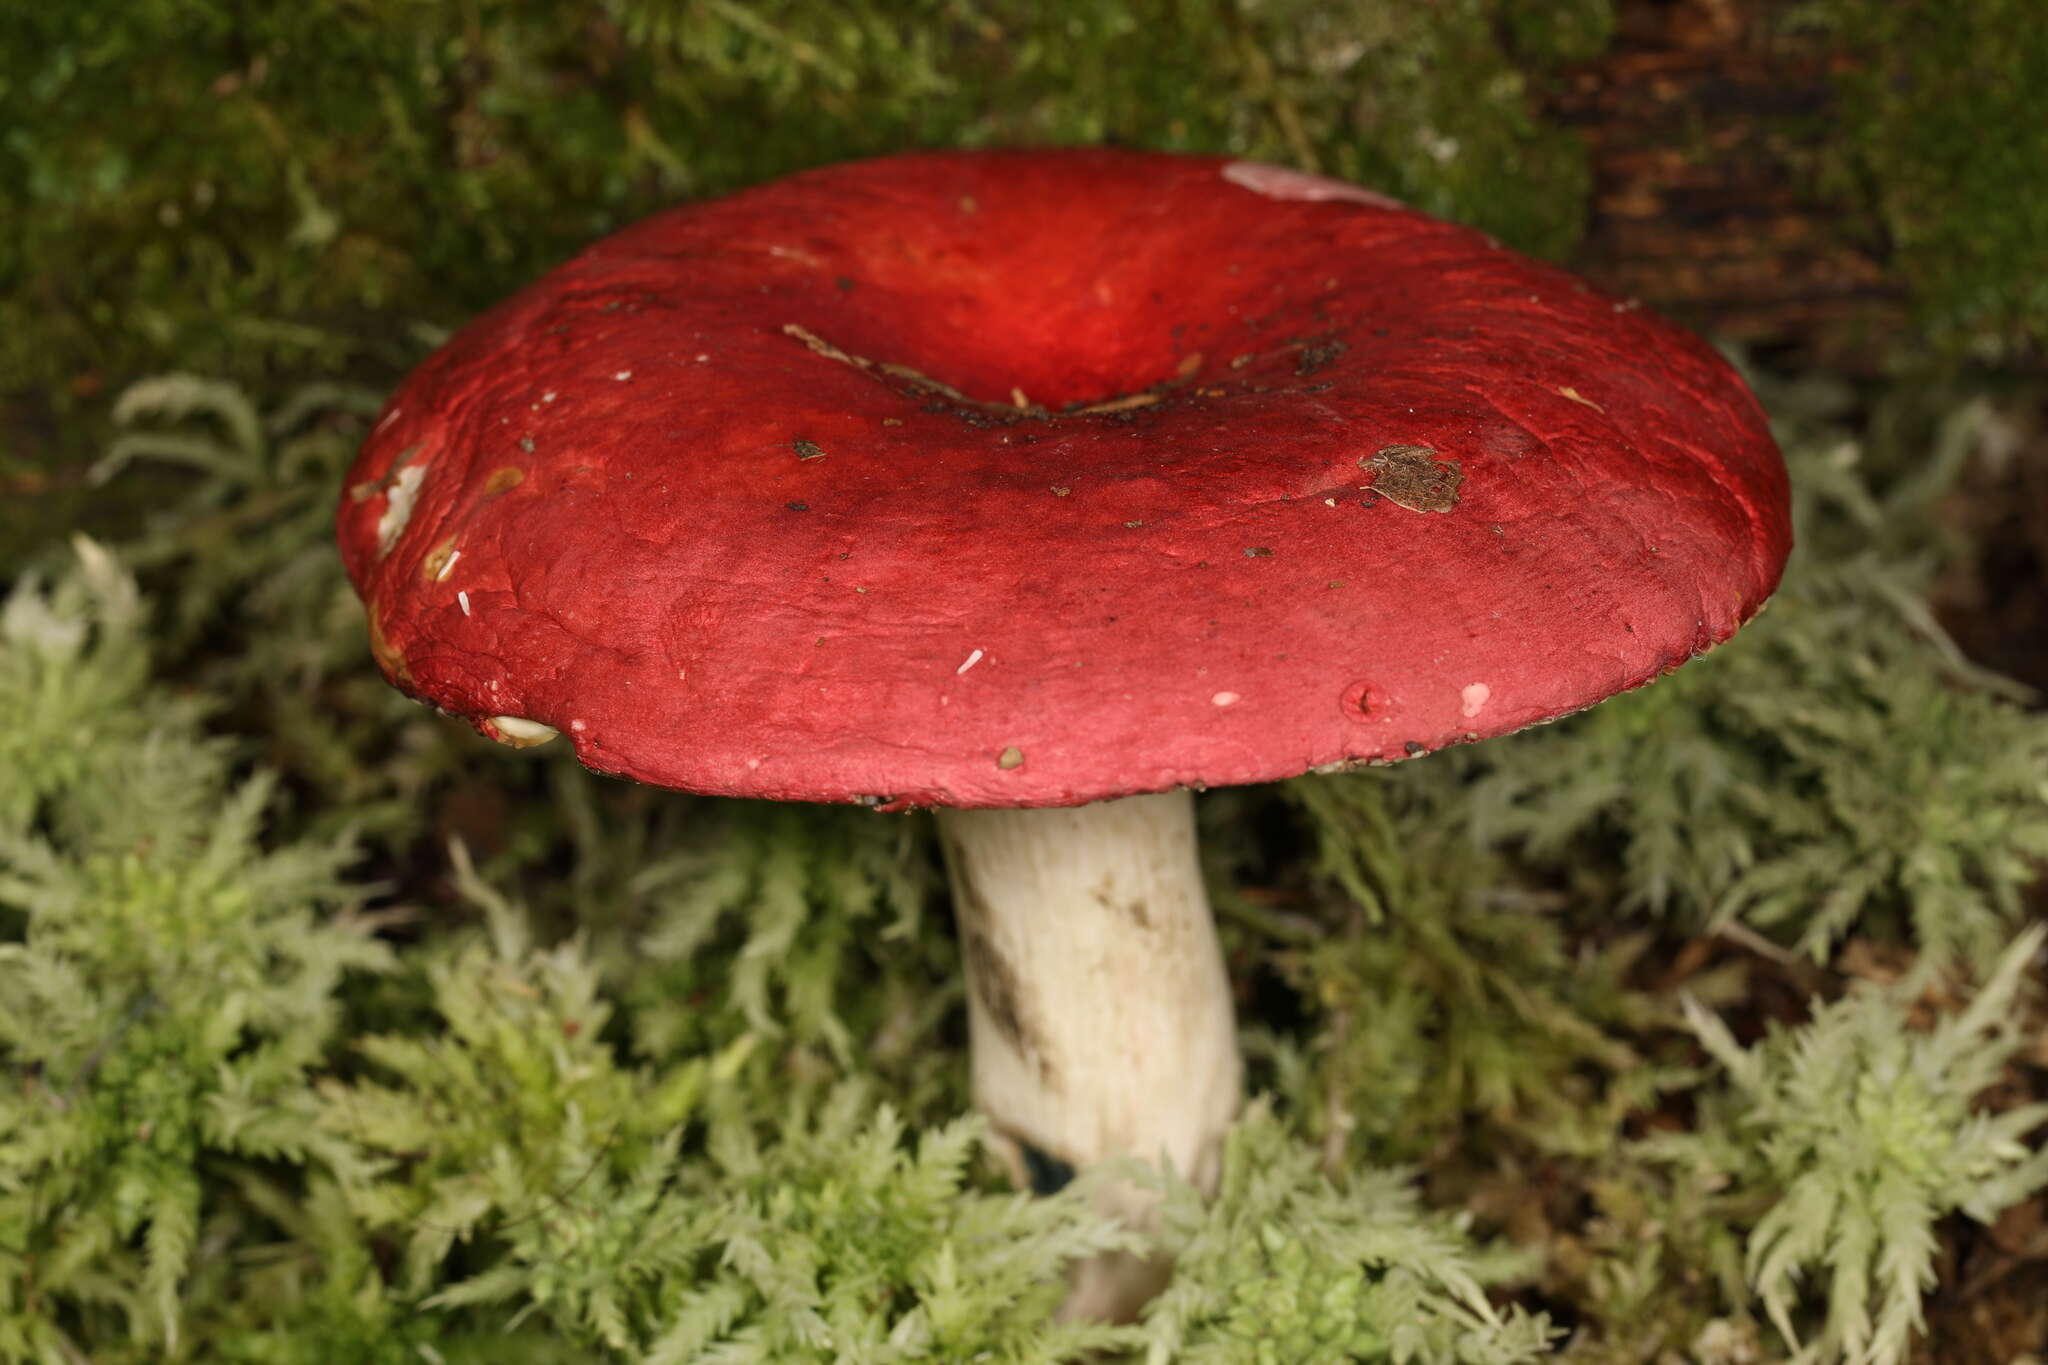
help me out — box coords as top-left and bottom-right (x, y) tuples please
(1, 0), (1605, 461)
(1795, 0), (2048, 357)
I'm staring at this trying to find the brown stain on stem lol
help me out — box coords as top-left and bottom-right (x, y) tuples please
(944, 836), (1057, 1090)
(1093, 874), (1153, 929)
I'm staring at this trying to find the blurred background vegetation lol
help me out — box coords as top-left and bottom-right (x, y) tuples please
(2, 1), (2045, 1361)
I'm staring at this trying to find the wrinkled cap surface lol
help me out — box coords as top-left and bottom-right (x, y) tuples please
(338, 148), (1791, 809)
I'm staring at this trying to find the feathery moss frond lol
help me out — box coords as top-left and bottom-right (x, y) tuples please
(1663, 927), (2048, 1364)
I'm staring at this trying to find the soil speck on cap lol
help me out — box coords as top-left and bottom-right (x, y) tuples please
(996, 745), (1024, 769)
(367, 611), (410, 682)
(420, 537), (458, 582)
(793, 439), (826, 460)
(1244, 546), (1273, 558)
(1362, 445), (1464, 513)
(1295, 336), (1347, 376)
(1404, 741), (1426, 756)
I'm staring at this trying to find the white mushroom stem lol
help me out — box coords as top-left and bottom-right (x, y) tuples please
(934, 789), (1242, 1320)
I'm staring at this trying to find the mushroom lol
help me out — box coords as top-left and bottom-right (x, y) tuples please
(336, 148), (1792, 1317)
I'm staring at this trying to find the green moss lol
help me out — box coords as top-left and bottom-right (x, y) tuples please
(1498, 0), (1615, 68)
(28, 5), (2048, 1358)
(2, 0), (1603, 472)
(1793, 0), (2048, 357)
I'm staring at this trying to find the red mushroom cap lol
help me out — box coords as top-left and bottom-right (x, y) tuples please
(338, 148), (1791, 809)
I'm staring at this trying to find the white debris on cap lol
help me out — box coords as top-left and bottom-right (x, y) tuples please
(957, 648), (984, 675)
(1211, 691), (1240, 707)
(489, 715), (558, 747)
(375, 464), (427, 557)
(1460, 682), (1491, 718)
(1220, 161), (1403, 210)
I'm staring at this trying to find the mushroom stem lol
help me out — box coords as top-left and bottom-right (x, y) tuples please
(935, 789), (1242, 1319)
